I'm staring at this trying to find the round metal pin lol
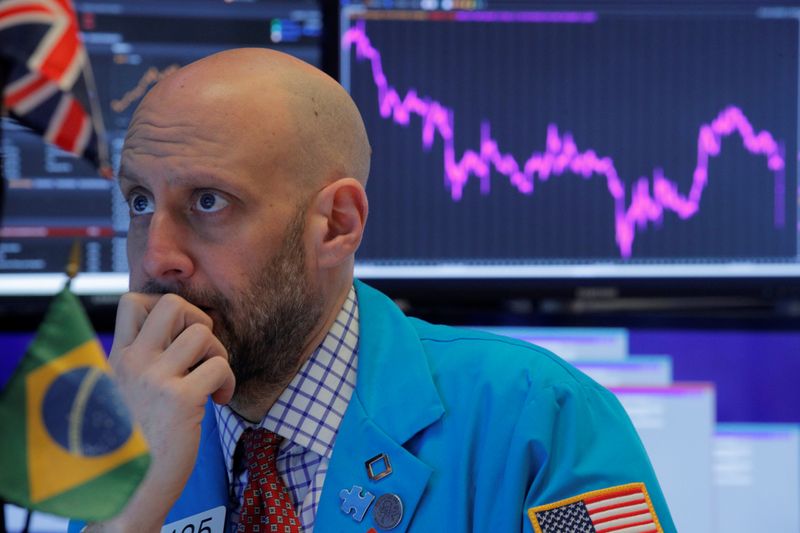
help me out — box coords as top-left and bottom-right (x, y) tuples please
(372, 493), (403, 530)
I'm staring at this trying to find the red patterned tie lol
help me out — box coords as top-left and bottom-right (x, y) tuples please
(236, 428), (301, 533)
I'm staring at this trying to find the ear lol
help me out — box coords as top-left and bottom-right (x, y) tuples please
(308, 177), (369, 269)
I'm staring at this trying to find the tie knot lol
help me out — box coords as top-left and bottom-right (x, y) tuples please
(240, 428), (282, 471)
(235, 428), (300, 532)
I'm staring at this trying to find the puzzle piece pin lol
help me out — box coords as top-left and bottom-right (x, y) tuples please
(339, 485), (376, 522)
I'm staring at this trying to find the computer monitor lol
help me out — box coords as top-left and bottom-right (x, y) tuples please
(714, 423), (800, 532)
(339, 1), (800, 292)
(611, 383), (716, 533)
(0, 0), (324, 297)
(574, 356), (673, 386)
(471, 326), (629, 360)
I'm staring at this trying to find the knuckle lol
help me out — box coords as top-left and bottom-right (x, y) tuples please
(115, 293), (133, 312)
(185, 321), (211, 333)
(156, 292), (184, 311)
(190, 307), (214, 328)
(119, 291), (153, 311)
(113, 294), (137, 322)
(197, 357), (219, 375)
(214, 340), (229, 360)
(204, 355), (229, 373)
(184, 321), (214, 341)
(117, 291), (140, 306)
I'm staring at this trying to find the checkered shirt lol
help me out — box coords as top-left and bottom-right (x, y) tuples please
(214, 287), (359, 533)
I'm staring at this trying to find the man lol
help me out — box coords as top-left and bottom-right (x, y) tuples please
(72, 49), (675, 532)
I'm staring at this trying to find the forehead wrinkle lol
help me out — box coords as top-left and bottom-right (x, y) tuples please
(120, 146), (260, 199)
(124, 119), (221, 154)
(121, 149), (250, 185)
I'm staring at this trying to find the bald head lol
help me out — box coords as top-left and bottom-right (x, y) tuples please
(126, 48), (371, 194)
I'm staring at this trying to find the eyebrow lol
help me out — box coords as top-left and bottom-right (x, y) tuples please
(117, 163), (143, 185)
(116, 166), (252, 198)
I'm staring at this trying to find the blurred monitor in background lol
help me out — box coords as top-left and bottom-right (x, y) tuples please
(714, 424), (800, 532)
(611, 384), (716, 533)
(0, 0), (323, 297)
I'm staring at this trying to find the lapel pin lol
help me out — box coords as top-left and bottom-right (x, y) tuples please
(373, 493), (403, 530)
(365, 452), (393, 481)
(339, 485), (375, 522)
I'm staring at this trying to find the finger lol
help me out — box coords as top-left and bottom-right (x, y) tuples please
(156, 323), (228, 376)
(184, 356), (236, 405)
(110, 292), (162, 356)
(138, 293), (213, 352)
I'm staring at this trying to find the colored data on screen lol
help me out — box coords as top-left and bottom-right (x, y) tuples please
(0, 0), (321, 293)
(342, 4), (800, 278)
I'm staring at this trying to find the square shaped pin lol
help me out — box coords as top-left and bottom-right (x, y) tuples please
(365, 453), (392, 481)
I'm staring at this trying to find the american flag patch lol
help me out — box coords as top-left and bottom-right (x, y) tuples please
(527, 482), (664, 533)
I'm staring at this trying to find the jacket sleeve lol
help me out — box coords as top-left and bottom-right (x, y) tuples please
(512, 377), (677, 533)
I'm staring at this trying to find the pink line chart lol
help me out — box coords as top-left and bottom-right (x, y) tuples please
(342, 21), (787, 259)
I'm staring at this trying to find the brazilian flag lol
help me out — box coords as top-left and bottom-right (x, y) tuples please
(0, 287), (149, 521)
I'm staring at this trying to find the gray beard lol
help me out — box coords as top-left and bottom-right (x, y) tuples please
(140, 209), (324, 406)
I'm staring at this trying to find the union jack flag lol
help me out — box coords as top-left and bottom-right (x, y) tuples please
(528, 483), (665, 533)
(0, 0), (109, 172)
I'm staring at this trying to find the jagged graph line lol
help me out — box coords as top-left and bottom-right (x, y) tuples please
(342, 21), (787, 259)
(111, 64), (180, 114)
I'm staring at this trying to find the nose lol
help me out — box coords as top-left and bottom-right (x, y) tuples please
(139, 211), (195, 283)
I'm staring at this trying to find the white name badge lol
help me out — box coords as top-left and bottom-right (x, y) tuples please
(161, 506), (226, 533)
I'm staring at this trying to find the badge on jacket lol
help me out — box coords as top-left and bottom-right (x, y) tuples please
(527, 482), (664, 533)
(161, 506), (226, 533)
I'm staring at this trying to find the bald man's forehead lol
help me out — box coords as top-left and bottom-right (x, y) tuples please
(126, 47), (370, 191)
(124, 103), (300, 195)
(152, 47), (333, 99)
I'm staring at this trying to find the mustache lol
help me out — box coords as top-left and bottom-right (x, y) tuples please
(139, 280), (227, 312)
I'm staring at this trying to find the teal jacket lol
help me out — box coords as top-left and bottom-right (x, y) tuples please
(71, 280), (675, 532)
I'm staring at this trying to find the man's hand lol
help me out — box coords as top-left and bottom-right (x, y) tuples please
(99, 292), (235, 532)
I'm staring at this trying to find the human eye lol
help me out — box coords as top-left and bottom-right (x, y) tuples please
(127, 190), (154, 216)
(193, 191), (229, 213)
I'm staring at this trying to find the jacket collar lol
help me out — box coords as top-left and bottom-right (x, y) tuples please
(314, 280), (445, 532)
(351, 280), (445, 444)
